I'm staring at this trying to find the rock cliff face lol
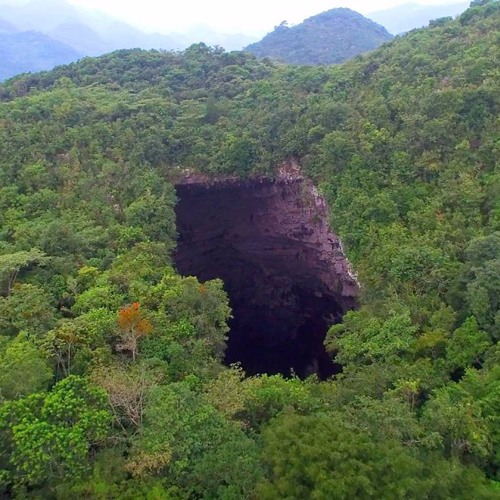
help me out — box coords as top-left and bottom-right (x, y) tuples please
(174, 168), (358, 378)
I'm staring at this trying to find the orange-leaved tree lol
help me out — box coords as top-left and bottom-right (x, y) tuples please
(116, 303), (153, 361)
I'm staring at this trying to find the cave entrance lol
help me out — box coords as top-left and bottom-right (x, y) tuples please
(174, 173), (358, 379)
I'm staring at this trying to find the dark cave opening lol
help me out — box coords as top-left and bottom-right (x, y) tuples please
(173, 173), (358, 379)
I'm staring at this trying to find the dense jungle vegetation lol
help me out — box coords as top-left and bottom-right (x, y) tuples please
(0, 1), (499, 498)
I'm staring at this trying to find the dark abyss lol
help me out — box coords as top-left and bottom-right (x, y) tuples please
(174, 177), (357, 379)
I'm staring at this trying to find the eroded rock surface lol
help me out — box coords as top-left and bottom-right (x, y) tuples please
(174, 167), (358, 378)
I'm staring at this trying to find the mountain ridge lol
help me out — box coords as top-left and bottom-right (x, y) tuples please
(0, 0), (255, 54)
(0, 0), (255, 81)
(245, 8), (393, 65)
(0, 29), (83, 81)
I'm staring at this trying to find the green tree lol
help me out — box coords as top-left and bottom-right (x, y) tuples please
(257, 411), (421, 499)
(124, 187), (177, 244)
(0, 376), (111, 493)
(142, 273), (231, 377)
(128, 382), (263, 497)
(0, 249), (47, 296)
(445, 317), (491, 370)
(0, 283), (56, 337)
(422, 383), (491, 461)
(326, 308), (417, 366)
(0, 336), (52, 400)
(257, 411), (494, 499)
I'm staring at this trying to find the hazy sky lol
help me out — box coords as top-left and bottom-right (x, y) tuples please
(64, 0), (464, 34)
(1, 0), (467, 35)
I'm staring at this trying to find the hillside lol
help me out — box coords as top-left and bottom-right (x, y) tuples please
(0, 1), (499, 498)
(0, 30), (83, 81)
(245, 8), (393, 65)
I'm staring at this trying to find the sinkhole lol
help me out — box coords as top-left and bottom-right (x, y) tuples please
(173, 169), (358, 379)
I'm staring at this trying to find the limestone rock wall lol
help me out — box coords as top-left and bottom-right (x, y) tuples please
(174, 171), (358, 378)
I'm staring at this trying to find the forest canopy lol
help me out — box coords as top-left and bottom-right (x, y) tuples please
(0, 1), (499, 498)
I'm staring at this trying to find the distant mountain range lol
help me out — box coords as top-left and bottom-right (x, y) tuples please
(368, 2), (470, 34)
(0, 0), (474, 80)
(0, 0), (257, 80)
(0, 30), (82, 81)
(245, 8), (393, 65)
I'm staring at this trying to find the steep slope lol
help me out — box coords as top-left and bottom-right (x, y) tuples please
(0, 30), (83, 81)
(245, 8), (393, 65)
